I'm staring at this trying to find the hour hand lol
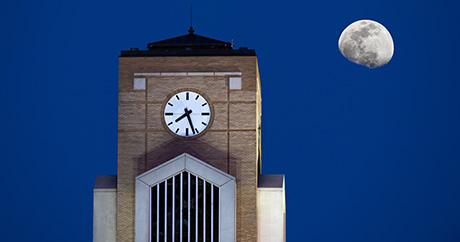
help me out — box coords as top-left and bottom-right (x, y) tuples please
(175, 108), (192, 123)
(175, 112), (187, 122)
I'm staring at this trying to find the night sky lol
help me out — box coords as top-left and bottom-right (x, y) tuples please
(2, 0), (460, 241)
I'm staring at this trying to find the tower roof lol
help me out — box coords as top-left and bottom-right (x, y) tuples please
(147, 27), (232, 50)
(120, 29), (255, 57)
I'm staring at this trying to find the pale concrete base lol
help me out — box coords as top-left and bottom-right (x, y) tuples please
(257, 178), (286, 242)
(93, 175), (117, 242)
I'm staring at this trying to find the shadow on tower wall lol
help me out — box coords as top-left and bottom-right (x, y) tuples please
(137, 137), (233, 176)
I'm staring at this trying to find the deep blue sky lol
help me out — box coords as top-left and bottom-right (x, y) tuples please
(1, 0), (460, 241)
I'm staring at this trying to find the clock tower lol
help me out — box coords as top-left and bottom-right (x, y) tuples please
(93, 28), (286, 242)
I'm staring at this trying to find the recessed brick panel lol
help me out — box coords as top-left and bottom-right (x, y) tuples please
(147, 76), (228, 103)
(229, 103), (257, 130)
(118, 103), (145, 130)
(229, 90), (257, 101)
(147, 103), (163, 130)
(210, 103), (228, 130)
(119, 91), (145, 102)
(230, 130), (258, 242)
(117, 132), (145, 242)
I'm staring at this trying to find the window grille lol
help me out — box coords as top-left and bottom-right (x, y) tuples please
(150, 171), (220, 242)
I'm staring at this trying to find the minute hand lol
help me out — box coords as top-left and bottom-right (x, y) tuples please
(186, 110), (196, 134)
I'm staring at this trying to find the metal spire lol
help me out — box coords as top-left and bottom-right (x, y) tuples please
(189, 4), (194, 34)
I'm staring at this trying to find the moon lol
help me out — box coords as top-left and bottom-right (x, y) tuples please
(338, 20), (394, 68)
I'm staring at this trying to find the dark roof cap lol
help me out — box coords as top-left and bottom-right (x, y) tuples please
(94, 175), (117, 189)
(120, 30), (255, 57)
(258, 174), (284, 188)
(147, 31), (232, 50)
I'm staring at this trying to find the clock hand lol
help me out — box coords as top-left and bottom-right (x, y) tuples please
(175, 108), (192, 123)
(175, 113), (187, 122)
(175, 109), (188, 122)
(185, 109), (196, 134)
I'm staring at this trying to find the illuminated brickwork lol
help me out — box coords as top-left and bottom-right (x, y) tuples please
(117, 56), (261, 242)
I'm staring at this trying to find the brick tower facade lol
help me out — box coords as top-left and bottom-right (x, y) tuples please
(93, 29), (285, 242)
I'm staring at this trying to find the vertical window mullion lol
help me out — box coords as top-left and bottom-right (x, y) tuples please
(150, 186), (152, 242)
(217, 187), (220, 242)
(172, 176), (175, 242)
(203, 181), (206, 242)
(211, 186), (213, 242)
(188, 172), (191, 242)
(165, 181), (168, 241)
(196, 176), (198, 242)
(180, 172), (183, 242)
(167, 179), (173, 240)
(157, 184), (160, 242)
(149, 187), (153, 242)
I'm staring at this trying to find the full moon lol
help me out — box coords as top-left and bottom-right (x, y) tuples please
(338, 20), (394, 68)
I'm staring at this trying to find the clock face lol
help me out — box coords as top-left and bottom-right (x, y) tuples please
(163, 91), (212, 137)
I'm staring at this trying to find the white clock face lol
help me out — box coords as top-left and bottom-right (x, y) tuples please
(163, 91), (211, 137)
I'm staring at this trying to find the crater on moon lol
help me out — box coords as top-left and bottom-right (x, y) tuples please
(338, 20), (394, 68)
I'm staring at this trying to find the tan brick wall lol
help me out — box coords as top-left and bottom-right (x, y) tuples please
(117, 132), (145, 242)
(229, 130), (258, 242)
(117, 56), (261, 242)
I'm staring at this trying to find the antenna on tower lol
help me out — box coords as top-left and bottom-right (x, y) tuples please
(189, 4), (194, 34)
